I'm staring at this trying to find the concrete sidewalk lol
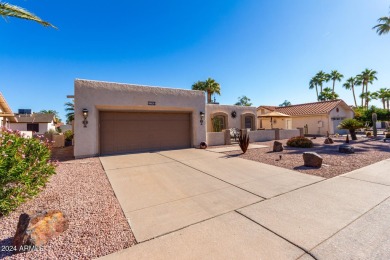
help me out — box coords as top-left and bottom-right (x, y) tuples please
(100, 151), (390, 259)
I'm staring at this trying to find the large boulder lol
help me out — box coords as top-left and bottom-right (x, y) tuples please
(339, 145), (355, 154)
(273, 141), (284, 152)
(13, 210), (69, 253)
(303, 152), (323, 168)
(324, 137), (334, 144)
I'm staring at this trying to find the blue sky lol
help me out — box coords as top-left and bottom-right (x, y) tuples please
(1, 0), (389, 120)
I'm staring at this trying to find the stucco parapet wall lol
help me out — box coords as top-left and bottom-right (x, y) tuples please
(75, 79), (205, 98)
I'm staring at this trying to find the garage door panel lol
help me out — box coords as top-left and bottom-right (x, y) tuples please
(100, 112), (191, 155)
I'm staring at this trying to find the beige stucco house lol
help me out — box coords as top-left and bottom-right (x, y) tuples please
(206, 104), (257, 132)
(73, 79), (262, 158)
(257, 100), (354, 135)
(0, 92), (17, 128)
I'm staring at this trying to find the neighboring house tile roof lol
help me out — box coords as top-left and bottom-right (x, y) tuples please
(257, 105), (277, 111)
(15, 113), (55, 123)
(259, 100), (351, 116)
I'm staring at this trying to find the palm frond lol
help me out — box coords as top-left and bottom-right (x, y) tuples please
(0, 2), (56, 28)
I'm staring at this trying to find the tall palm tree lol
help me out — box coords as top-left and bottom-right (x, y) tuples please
(309, 77), (319, 101)
(329, 70), (344, 95)
(356, 69), (378, 108)
(64, 100), (74, 124)
(315, 71), (329, 93)
(376, 88), (389, 109)
(0, 2), (56, 28)
(373, 16), (390, 35)
(343, 77), (358, 107)
(359, 91), (376, 109)
(192, 78), (221, 103)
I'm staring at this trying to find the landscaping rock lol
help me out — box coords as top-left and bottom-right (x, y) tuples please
(324, 137), (334, 144)
(339, 145), (355, 154)
(13, 210), (69, 253)
(303, 152), (323, 168)
(273, 141), (283, 152)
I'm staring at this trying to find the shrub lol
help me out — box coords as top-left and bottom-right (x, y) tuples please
(0, 128), (57, 216)
(366, 132), (372, 137)
(386, 133), (390, 139)
(64, 130), (74, 141)
(287, 136), (313, 148)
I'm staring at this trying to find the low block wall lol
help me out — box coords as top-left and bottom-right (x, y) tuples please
(20, 131), (32, 138)
(248, 130), (275, 142)
(280, 129), (300, 140)
(52, 135), (65, 148)
(207, 132), (225, 146)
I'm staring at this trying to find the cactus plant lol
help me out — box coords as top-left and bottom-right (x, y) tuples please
(238, 133), (250, 153)
(372, 113), (377, 137)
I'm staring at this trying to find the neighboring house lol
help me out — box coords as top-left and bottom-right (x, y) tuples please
(9, 113), (57, 135)
(206, 104), (257, 132)
(257, 100), (354, 135)
(0, 92), (17, 128)
(73, 79), (258, 158)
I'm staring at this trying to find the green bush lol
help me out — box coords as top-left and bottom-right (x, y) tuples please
(64, 130), (73, 141)
(287, 136), (313, 148)
(0, 128), (57, 216)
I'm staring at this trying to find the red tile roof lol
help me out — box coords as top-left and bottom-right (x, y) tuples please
(259, 100), (351, 116)
(257, 105), (277, 111)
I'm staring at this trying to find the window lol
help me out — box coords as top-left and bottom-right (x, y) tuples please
(212, 116), (225, 132)
(245, 116), (253, 129)
(27, 123), (39, 132)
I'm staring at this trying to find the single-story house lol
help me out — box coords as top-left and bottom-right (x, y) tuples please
(206, 104), (257, 132)
(257, 100), (354, 135)
(10, 113), (57, 135)
(0, 92), (17, 128)
(73, 79), (259, 158)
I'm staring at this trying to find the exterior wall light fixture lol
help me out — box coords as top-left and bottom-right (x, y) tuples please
(200, 112), (205, 125)
(82, 108), (89, 128)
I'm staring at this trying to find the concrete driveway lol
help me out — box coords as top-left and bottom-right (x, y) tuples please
(100, 149), (322, 257)
(100, 149), (390, 259)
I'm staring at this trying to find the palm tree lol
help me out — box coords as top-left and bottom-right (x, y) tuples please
(318, 87), (339, 101)
(343, 77), (358, 107)
(376, 88), (389, 109)
(329, 70), (344, 95)
(235, 96), (252, 106)
(64, 100), (74, 124)
(0, 2), (56, 28)
(192, 78), (221, 103)
(309, 77), (319, 101)
(315, 71), (329, 93)
(373, 16), (390, 35)
(309, 71), (329, 101)
(359, 91), (376, 109)
(356, 69), (378, 108)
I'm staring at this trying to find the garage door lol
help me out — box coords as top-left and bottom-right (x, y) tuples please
(100, 111), (191, 155)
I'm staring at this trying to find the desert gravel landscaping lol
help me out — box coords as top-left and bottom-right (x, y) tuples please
(223, 137), (390, 178)
(0, 157), (136, 259)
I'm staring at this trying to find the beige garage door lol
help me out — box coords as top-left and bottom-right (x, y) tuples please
(100, 111), (191, 155)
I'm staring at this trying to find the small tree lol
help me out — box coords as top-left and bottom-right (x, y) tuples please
(235, 96), (252, 106)
(337, 119), (363, 140)
(279, 100), (291, 107)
